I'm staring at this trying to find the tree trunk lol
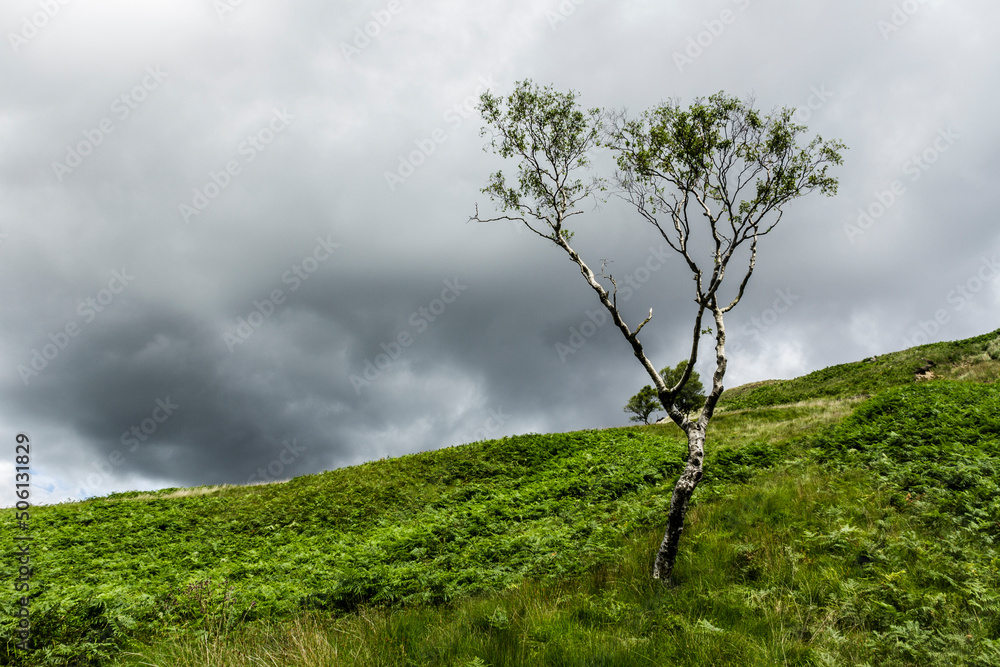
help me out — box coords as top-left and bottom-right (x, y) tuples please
(652, 424), (706, 581)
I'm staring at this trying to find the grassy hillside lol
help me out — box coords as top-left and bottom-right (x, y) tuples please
(2, 329), (999, 666)
(717, 328), (1000, 411)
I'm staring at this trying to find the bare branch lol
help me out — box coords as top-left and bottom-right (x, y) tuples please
(476, 83), (844, 583)
(469, 203), (553, 241)
(634, 308), (652, 336)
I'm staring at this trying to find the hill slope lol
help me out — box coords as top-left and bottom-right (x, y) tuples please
(718, 328), (1000, 410)
(2, 329), (999, 666)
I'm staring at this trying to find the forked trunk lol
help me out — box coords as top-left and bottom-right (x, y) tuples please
(652, 425), (706, 581)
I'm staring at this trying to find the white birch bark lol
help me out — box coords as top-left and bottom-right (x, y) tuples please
(472, 84), (843, 583)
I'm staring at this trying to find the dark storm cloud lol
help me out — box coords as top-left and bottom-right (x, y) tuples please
(2, 0), (998, 505)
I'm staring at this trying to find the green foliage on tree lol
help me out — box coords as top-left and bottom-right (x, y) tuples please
(660, 361), (706, 414)
(624, 385), (660, 424)
(625, 362), (706, 423)
(472, 80), (845, 582)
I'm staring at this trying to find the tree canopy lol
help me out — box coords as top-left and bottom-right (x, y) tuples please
(626, 362), (706, 424)
(473, 80), (844, 581)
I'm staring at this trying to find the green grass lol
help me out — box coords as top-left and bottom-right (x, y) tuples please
(2, 329), (999, 666)
(115, 457), (1000, 666)
(717, 328), (1000, 411)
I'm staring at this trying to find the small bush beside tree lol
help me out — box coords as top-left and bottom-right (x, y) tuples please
(625, 361), (706, 423)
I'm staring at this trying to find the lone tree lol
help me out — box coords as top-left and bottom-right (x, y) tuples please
(657, 360), (706, 415)
(472, 81), (844, 581)
(626, 361), (706, 424)
(624, 385), (660, 424)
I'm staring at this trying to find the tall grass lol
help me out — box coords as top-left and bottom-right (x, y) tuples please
(123, 379), (1000, 666)
(121, 460), (999, 666)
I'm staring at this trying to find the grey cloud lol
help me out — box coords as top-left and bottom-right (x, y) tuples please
(2, 0), (998, 506)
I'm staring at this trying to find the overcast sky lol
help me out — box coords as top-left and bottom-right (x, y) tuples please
(2, 0), (998, 507)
